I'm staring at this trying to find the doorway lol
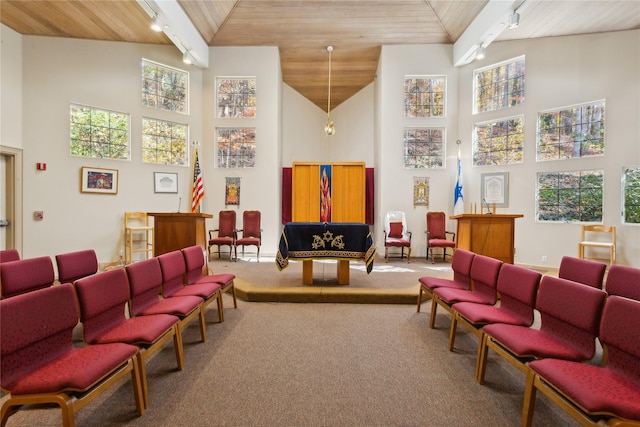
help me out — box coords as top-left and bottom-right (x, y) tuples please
(0, 146), (23, 253)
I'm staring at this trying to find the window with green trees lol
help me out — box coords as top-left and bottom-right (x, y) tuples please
(404, 76), (445, 118)
(623, 166), (640, 224)
(474, 56), (525, 114)
(403, 127), (445, 168)
(217, 128), (255, 168)
(538, 101), (605, 161)
(141, 118), (188, 166)
(537, 169), (603, 222)
(70, 104), (129, 160)
(142, 59), (188, 114)
(473, 116), (524, 166)
(217, 78), (256, 118)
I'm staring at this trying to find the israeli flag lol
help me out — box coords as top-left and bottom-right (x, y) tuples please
(454, 153), (464, 215)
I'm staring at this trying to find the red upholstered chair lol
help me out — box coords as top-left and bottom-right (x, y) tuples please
(0, 284), (144, 426)
(449, 263), (541, 377)
(429, 254), (503, 329)
(208, 210), (237, 261)
(157, 250), (223, 323)
(558, 255), (606, 289)
(477, 275), (607, 385)
(0, 249), (20, 263)
(425, 211), (456, 263)
(605, 264), (640, 301)
(416, 249), (475, 312)
(125, 257), (207, 343)
(0, 255), (55, 299)
(522, 296), (640, 427)
(74, 268), (183, 410)
(235, 210), (262, 261)
(55, 249), (99, 284)
(182, 245), (237, 315)
(384, 210), (412, 262)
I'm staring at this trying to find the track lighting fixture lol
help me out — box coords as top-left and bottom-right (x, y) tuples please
(182, 51), (193, 65)
(508, 12), (520, 29)
(150, 15), (163, 32)
(476, 45), (485, 60)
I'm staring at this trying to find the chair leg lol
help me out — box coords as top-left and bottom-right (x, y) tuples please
(416, 285), (423, 312)
(521, 369), (538, 427)
(429, 297), (438, 329)
(448, 312), (458, 351)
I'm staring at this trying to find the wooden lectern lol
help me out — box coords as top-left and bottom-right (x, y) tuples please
(147, 212), (213, 256)
(450, 214), (523, 264)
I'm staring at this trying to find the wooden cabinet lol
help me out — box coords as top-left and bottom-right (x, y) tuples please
(147, 212), (212, 256)
(450, 214), (523, 264)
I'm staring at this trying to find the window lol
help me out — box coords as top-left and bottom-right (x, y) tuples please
(70, 104), (129, 160)
(623, 166), (640, 224)
(404, 76), (446, 118)
(537, 101), (605, 161)
(474, 56), (525, 114)
(216, 128), (256, 168)
(142, 59), (188, 114)
(216, 78), (256, 118)
(473, 116), (524, 166)
(537, 169), (603, 222)
(403, 128), (445, 168)
(141, 118), (188, 166)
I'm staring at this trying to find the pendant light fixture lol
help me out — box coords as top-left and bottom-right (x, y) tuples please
(324, 45), (335, 136)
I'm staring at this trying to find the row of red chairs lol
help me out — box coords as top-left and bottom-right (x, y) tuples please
(416, 249), (640, 426)
(0, 245), (236, 426)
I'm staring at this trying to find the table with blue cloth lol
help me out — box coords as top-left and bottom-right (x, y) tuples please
(276, 222), (376, 285)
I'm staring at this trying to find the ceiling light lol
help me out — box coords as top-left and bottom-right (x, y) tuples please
(183, 51), (193, 65)
(150, 16), (163, 32)
(324, 45), (335, 136)
(476, 45), (485, 60)
(508, 12), (520, 29)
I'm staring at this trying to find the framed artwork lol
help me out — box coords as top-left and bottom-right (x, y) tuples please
(481, 172), (509, 207)
(225, 177), (240, 205)
(80, 166), (118, 194)
(413, 177), (429, 207)
(154, 172), (178, 193)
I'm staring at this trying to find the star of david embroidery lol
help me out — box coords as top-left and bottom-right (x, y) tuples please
(322, 231), (334, 241)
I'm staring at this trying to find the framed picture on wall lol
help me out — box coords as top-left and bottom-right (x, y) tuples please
(481, 172), (509, 207)
(80, 167), (118, 194)
(154, 172), (178, 193)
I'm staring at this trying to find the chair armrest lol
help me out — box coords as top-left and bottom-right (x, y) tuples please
(208, 229), (220, 239)
(446, 230), (456, 240)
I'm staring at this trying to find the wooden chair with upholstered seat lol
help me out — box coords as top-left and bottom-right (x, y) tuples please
(0, 249), (20, 263)
(235, 210), (262, 261)
(425, 211), (456, 263)
(416, 249), (475, 312)
(558, 255), (606, 289)
(208, 210), (236, 261)
(0, 255), (55, 299)
(604, 264), (640, 301)
(384, 210), (412, 262)
(55, 249), (99, 284)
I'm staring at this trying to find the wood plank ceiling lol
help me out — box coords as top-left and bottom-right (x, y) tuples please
(1, 1), (639, 112)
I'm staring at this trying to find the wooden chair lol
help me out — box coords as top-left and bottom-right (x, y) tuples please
(605, 264), (640, 301)
(384, 210), (411, 262)
(416, 249), (475, 312)
(0, 255), (55, 299)
(0, 284), (144, 426)
(558, 255), (606, 289)
(578, 224), (616, 266)
(0, 249), (20, 263)
(74, 268), (183, 410)
(235, 210), (262, 261)
(124, 212), (153, 264)
(425, 211), (456, 263)
(55, 249), (98, 283)
(208, 210), (236, 261)
(522, 296), (640, 427)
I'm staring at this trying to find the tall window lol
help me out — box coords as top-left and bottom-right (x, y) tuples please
(141, 118), (188, 166)
(142, 59), (189, 114)
(537, 101), (605, 161)
(404, 76), (446, 118)
(216, 128), (256, 168)
(474, 56), (525, 114)
(623, 166), (640, 224)
(537, 169), (603, 222)
(403, 128), (445, 168)
(70, 104), (129, 160)
(216, 78), (256, 118)
(473, 116), (524, 166)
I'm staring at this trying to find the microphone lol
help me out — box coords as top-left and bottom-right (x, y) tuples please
(177, 197), (182, 213)
(482, 198), (492, 214)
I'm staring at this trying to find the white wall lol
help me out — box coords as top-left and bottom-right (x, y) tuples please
(1, 25), (23, 149)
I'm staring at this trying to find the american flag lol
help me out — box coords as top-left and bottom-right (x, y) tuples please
(191, 149), (204, 212)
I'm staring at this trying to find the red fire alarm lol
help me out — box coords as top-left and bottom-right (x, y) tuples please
(36, 162), (47, 170)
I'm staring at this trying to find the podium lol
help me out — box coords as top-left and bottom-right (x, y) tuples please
(450, 214), (523, 264)
(147, 212), (213, 256)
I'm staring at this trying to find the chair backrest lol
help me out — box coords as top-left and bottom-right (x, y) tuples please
(384, 211), (408, 239)
(217, 210), (236, 238)
(469, 254), (503, 304)
(605, 265), (640, 301)
(0, 249), (20, 263)
(1, 283), (79, 389)
(182, 245), (206, 284)
(581, 224), (616, 244)
(450, 249), (475, 286)
(74, 268), (129, 343)
(426, 211), (447, 240)
(495, 264), (542, 326)
(55, 249), (99, 283)
(242, 210), (261, 238)
(558, 256), (606, 289)
(125, 211), (151, 228)
(599, 295), (640, 381)
(0, 256), (55, 299)
(125, 257), (164, 316)
(157, 250), (187, 298)
(536, 275), (607, 360)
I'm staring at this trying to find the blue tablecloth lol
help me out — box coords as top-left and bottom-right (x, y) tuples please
(276, 222), (376, 273)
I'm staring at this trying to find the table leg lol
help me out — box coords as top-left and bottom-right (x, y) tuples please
(337, 260), (350, 285)
(302, 260), (313, 285)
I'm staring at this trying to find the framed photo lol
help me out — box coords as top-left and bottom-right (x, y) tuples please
(413, 176), (429, 207)
(154, 172), (178, 193)
(80, 166), (118, 194)
(481, 172), (509, 208)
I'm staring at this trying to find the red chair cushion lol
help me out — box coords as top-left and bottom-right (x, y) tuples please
(428, 238), (456, 248)
(191, 273), (236, 286)
(454, 302), (529, 326)
(91, 314), (179, 345)
(388, 222), (403, 238)
(169, 282), (221, 299)
(419, 276), (469, 292)
(136, 295), (203, 317)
